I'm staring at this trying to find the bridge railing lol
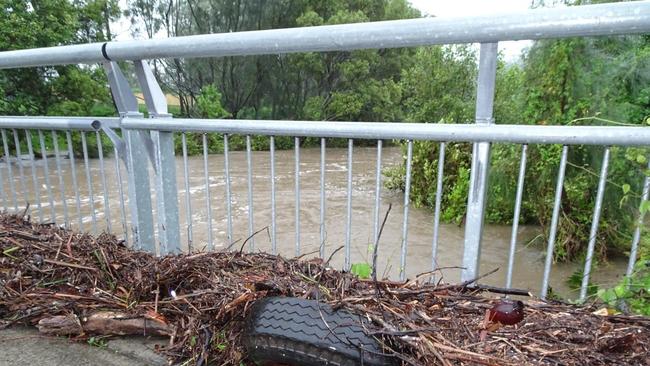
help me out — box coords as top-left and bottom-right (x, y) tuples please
(1, 1), (650, 300)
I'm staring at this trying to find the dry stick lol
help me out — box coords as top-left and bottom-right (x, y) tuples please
(421, 335), (453, 366)
(43, 258), (98, 271)
(369, 326), (440, 336)
(324, 245), (344, 267)
(403, 266), (465, 287)
(371, 203), (391, 282)
(295, 249), (321, 259)
(363, 309), (425, 366)
(457, 267), (500, 291)
(237, 226), (269, 254)
(313, 237), (415, 365)
(432, 341), (503, 364)
(7, 230), (43, 241)
(310, 245), (345, 297)
(19, 203), (30, 219)
(473, 284), (531, 297)
(54, 233), (73, 260)
(222, 238), (241, 252)
(382, 268), (502, 297)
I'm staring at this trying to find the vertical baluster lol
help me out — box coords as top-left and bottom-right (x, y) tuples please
(81, 132), (97, 233)
(38, 131), (55, 222)
(246, 135), (255, 251)
(541, 145), (569, 299)
(51, 131), (69, 227)
(181, 132), (193, 250)
(114, 146), (129, 243)
(431, 142), (446, 276)
(627, 159), (650, 279)
(295, 137), (301, 257)
(65, 131), (82, 229)
(96, 131), (111, 232)
(372, 140), (383, 255)
(270, 136), (277, 254)
(579, 147), (611, 301)
(320, 137), (326, 258)
(506, 144), (528, 289)
(400, 140), (414, 281)
(224, 134), (233, 245)
(12, 129), (29, 212)
(345, 138), (353, 270)
(25, 130), (42, 222)
(203, 133), (213, 250)
(0, 137), (5, 212)
(1, 129), (17, 211)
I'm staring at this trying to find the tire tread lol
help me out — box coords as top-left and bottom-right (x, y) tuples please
(244, 297), (395, 366)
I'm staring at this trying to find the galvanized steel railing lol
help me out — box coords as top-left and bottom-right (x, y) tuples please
(1, 1), (650, 301)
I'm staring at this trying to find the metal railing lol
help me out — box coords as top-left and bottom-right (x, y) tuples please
(1, 1), (650, 301)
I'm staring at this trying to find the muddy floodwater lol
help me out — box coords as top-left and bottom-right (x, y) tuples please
(1, 146), (627, 298)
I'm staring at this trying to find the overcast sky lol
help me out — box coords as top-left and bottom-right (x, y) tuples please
(408, 0), (545, 60)
(114, 0), (560, 61)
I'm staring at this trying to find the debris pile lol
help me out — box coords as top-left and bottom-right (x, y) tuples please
(1, 214), (649, 365)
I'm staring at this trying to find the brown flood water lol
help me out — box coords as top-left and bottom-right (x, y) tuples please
(2, 146), (627, 298)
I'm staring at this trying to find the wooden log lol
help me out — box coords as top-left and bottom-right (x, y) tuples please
(37, 311), (171, 336)
(37, 314), (82, 335)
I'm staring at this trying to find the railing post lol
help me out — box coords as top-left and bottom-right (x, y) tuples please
(104, 61), (155, 252)
(134, 60), (181, 255)
(461, 42), (498, 282)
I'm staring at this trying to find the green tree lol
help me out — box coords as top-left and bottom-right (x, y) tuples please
(127, 0), (419, 122)
(0, 0), (120, 157)
(0, 0), (119, 116)
(385, 45), (477, 223)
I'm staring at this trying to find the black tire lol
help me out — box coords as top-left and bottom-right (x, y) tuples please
(244, 297), (397, 366)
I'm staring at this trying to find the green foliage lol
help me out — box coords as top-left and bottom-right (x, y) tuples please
(566, 267), (599, 297)
(350, 263), (372, 279)
(515, 32), (650, 261)
(641, 201), (650, 216)
(384, 45), (477, 223)
(195, 85), (229, 119)
(0, 0), (118, 116)
(211, 331), (228, 353)
(87, 336), (108, 348)
(598, 261), (650, 316)
(389, 21), (650, 263)
(400, 46), (477, 124)
(126, 0), (419, 119)
(0, 0), (118, 155)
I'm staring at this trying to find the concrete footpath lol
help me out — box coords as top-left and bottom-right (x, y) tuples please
(0, 326), (168, 366)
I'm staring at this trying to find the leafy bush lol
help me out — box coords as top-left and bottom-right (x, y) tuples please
(388, 34), (650, 263)
(195, 85), (229, 119)
(598, 260), (650, 316)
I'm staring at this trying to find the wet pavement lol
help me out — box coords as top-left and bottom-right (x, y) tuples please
(0, 327), (166, 366)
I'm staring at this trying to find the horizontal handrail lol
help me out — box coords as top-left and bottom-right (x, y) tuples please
(0, 117), (120, 131)
(1, 2), (649, 69)
(3, 115), (647, 146)
(117, 117), (650, 146)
